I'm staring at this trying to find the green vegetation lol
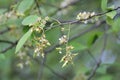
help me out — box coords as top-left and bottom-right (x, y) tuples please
(0, 0), (120, 80)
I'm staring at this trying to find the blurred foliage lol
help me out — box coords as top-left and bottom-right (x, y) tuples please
(0, 0), (120, 80)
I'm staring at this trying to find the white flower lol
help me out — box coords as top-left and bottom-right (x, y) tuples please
(59, 35), (67, 44)
(76, 11), (96, 20)
(90, 12), (96, 17)
(45, 16), (49, 21)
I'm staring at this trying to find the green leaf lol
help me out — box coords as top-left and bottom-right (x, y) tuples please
(101, 0), (108, 11)
(22, 15), (39, 25)
(106, 17), (114, 25)
(87, 34), (98, 47)
(15, 28), (33, 53)
(112, 18), (120, 32)
(106, 11), (117, 19)
(17, 0), (34, 14)
(107, 5), (115, 10)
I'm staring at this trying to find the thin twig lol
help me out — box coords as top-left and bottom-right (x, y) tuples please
(87, 49), (97, 64)
(37, 55), (46, 80)
(34, 0), (41, 15)
(59, 6), (120, 25)
(0, 40), (17, 53)
(0, 27), (10, 35)
(44, 6), (120, 31)
(0, 40), (14, 44)
(87, 25), (108, 80)
(45, 21), (105, 54)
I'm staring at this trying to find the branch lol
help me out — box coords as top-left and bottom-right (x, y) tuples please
(44, 6), (120, 31)
(0, 27), (10, 35)
(87, 60), (101, 80)
(0, 40), (14, 44)
(34, 0), (41, 15)
(45, 21), (105, 54)
(0, 40), (17, 53)
(37, 55), (46, 80)
(87, 26), (108, 80)
(87, 49), (97, 64)
(58, 6), (120, 25)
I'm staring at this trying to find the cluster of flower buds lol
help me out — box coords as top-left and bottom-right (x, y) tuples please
(31, 16), (50, 57)
(76, 12), (96, 20)
(59, 35), (68, 44)
(17, 51), (26, 59)
(60, 52), (77, 67)
(56, 47), (62, 54)
(66, 45), (74, 52)
(56, 46), (74, 54)
(16, 51), (31, 69)
(5, 10), (17, 18)
(34, 34), (50, 57)
(0, 10), (17, 24)
(56, 45), (77, 67)
(76, 12), (96, 24)
(31, 16), (49, 32)
(61, 27), (65, 31)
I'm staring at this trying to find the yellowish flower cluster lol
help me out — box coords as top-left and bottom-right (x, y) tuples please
(31, 16), (49, 33)
(56, 45), (77, 67)
(34, 34), (50, 57)
(0, 10), (17, 25)
(60, 45), (77, 67)
(59, 35), (68, 44)
(16, 51), (31, 69)
(60, 53), (77, 67)
(76, 12), (96, 20)
(29, 16), (50, 58)
(76, 12), (96, 24)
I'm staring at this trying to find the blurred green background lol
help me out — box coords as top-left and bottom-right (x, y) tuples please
(0, 0), (120, 80)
